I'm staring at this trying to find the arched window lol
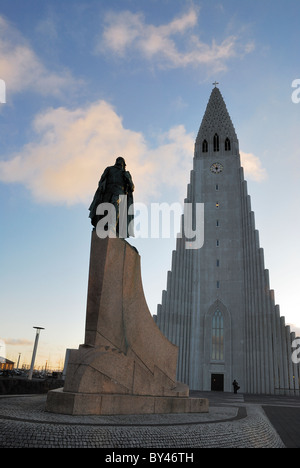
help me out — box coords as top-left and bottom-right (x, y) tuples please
(213, 133), (219, 152)
(202, 139), (208, 153)
(225, 137), (231, 151)
(212, 309), (224, 360)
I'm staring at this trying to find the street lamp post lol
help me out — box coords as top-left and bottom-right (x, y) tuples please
(16, 353), (21, 370)
(28, 327), (44, 380)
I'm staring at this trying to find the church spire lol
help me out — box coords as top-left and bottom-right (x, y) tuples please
(195, 87), (238, 154)
(155, 86), (297, 395)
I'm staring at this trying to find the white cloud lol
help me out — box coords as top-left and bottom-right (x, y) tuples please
(240, 151), (267, 182)
(0, 100), (194, 205)
(0, 15), (79, 96)
(0, 97), (266, 205)
(0, 97), (266, 206)
(97, 7), (254, 73)
(4, 338), (32, 347)
(147, 125), (194, 197)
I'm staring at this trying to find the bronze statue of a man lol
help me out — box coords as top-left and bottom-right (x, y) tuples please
(89, 157), (134, 237)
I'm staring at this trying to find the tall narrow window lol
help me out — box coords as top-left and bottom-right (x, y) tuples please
(202, 139), (208, 153)
(213, 133), (219, 152)
(212, 309), (224, 360)
(225, 137), (231, 151)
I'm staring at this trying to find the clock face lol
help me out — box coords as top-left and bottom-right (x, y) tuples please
(210, 162), (223, 174)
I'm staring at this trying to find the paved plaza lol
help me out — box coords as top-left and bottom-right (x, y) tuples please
(1, 391), (300, 448)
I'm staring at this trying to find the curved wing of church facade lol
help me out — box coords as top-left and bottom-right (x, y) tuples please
(154, 87), (299, 395)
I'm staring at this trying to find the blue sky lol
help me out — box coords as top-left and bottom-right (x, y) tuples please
(1, 0), (300, 369)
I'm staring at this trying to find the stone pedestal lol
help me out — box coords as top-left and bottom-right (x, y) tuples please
(46, 233), (208, 415)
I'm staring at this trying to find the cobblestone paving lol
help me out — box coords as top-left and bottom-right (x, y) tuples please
(0, 395), (285, 448)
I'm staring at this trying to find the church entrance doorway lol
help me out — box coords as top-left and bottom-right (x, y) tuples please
(211, 373), (224, 391)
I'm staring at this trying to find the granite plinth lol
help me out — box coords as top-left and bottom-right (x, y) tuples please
(46, 388), (209, 415)
(46, 234), (208, 415)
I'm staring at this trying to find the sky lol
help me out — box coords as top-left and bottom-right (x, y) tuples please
(1, 0), (300, 370)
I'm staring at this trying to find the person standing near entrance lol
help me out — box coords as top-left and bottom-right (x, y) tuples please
(232, 380), (240, 394)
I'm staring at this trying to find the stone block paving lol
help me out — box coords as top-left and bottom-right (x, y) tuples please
(0, 394), (285, 448)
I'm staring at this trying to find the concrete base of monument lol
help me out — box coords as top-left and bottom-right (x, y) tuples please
(46, 233), (208, 416)
(46, 388), (209, 415)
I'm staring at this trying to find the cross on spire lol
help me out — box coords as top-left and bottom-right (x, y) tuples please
(212, 81), (219, 87)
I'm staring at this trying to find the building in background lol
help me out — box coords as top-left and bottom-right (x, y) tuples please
(155, 86), (299, 394)
(0, 357), (14, 371)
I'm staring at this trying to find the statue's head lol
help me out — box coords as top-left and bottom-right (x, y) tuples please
(115, 157), (126, 169)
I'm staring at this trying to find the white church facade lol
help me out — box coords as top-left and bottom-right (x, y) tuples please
(154, 86), (299, 395)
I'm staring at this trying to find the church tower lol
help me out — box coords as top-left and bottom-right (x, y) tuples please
(155, 86), (299, 394)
